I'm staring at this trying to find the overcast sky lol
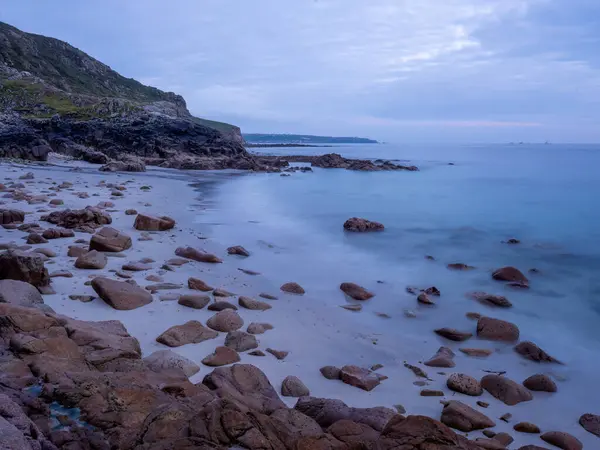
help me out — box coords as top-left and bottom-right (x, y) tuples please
(2, 0), (600, 142)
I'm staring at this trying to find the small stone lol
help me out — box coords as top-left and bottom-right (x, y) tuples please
(404, 363), (429, 379)
(206, 309), (244, 332)
(156, 321), (218, 347)
(49, 270), (73, 278)
(514, 422), (541, 433)
(266, 348), (289, 360)
(75, 250), (107, 269)
(420, 389), (444, 397)
(247, 322), (274, 334)
(26, 233), (48, 245)
(394, 404), (406, 414)
(238, 268), (260, 275)
(340, 282), (374, 300)
(320, 366), (341, 380)
(207, 301), (238, 311)
(227, 245), (250, 257)
(202, 346), (240, 367)
(523, 374), (557, 392)
(281, 282), (305, 295)
(482, 430), (496, 438)
(281, 376), (310, 397)
(125, 209), (137, 215)
(500, 413), (512, 422)
(459, 348), (493, 357)
(482, 375), (533, 406)
(178, 294), (210, 309)
(340, 365), (381, 391)
(69, 294), (95, 302)
(440, 401), (495, 432)
(371, 364), (383, 371)
(159, 293), (180, 301)
(417, 292), (435, 305)
(477, 316), (520, 342)
(477, 401), (489, 408)
(239, 296), (272, 311)
(248, 350), (266, 357)
(224, 330), (258, 352)
(466, 312), (482, 320)
(514, 341), (561, 363)
(425, 347), (455, 368)
(341, 304), (362, 311)
(435, 328), (473, 342)
(259, 292), (278, 300)
(188, 277), (214, 292)
(447, 263), (475, 271)
(447, 373), (483, 396)
(214, 288), (235, 297)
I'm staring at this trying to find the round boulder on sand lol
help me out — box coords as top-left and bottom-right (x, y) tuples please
(206, 309), (244, 332)
(89, 227), (132, 253)
(320, 366), (341, 380)
(447, 373), (483, 396)
(514, 422), (541, 434)
(523, 374), (557, 392)
(156, 321), (218, 347)
(144, 349), (200, 377)
(134, 213), (175, 231)
(281, 376), (310, 397)
(424, 346), (455, 367)
(238, 296), (272, 311)
(477, 316), (520, 342)
(224, 330), (258, 352)
(178, 294), (210, 310)
(514, 341), (561, 363)
(0, 279), (43, 307)
(340, 282), (374, 300)
(202, 346), (240, 367)
(435, 328), (473, 342)
(579, 413), (600, 438)
(188, 277), (214, 292)
(227, 245), (250, 257)
(492, 266), (528, 284)
(75, 250), (107, 269)
(541, 431), (583, 450)
(207, 301), (238, 312)
(281, 282), (305, 295)
(481, 375), (533, 406)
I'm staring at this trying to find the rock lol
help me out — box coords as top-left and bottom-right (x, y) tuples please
(202, 346), (240, 366)
(341, 304), (362, 311)
(247, 322), (274, 334)
(68, 245), (88, 257)
(447, 263), (475, 270)
(424, 286), (441, 296)
(424, 346), (455, 367)
(420, 389), (444, 396)
(541, 431), (583, 450)
(0, 249), (50, 288)
(156, 320), (218, 347)
(580, 413), (600, 437)
(214, 288), (236, 297)
(481, 375), (533, 405)
(227, 245), (250, 256)
(121, 261), (152, 271)
(100, 159), (146, 172)
(340, 282), (374, 300)
(89, 226), (132, 252)
(91, 276), (153, 310)
(514, 422), (541, 433)
(477, 316), (520, 342)
(33, 247), (56, 257)
(42, 227), (75, 239)
(26, 232), (48, 244)
(41, 206), (111, 231)
(143, 349), (200, 377)
(266, 348), (289, 360)
(224, 330), (258, 352)
(435, 328), (473, 341)
(239, 296), (272, 310)
(248, 350), (265, 357)
(340, 365), (381, 391)
(159, 293), (179, 301)
(518, 446), (551, 450)
(177, 294), (210, 309)
(446, 373), (483, 396)
(460, 348), (493, 357)
(492, 266), (529, 284)
(206, 309), (244, 332)
(320, 366), (341, 380)
(74, 250), (107, 269)
(523, 374), (557, 392)
(145, 274), (163, 282)
(207, 300), (238, 311)
(343, 217), (384, 232)
(187, 277), (213, 292)
(282, 376), (310, 397)
(440, 400), (496, 432)
(50, 270), (73, 278)
(0, 209), (25, 224)
(281, 282), (305, 294)
(125, 209), (137, 215)
(404, 363), (430, 379)
(466, 312), (482, 320)
(0, 279), (43, 306)
(174, 246), (222, 263)
(468, 291), (512, 308)
(238, 268), (260, 275)
(500, 413), (512, 422)
(203, 363), (286, 413)
(514, 341), (561, 363)
(417, 292), (435, 305)
(145, 282), (183, 291)
(69, 294), (95, 302)
(133, 213), (175, 231)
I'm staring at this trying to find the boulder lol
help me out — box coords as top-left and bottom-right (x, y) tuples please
(74, 250), (107, 269)
(0, 279), (44, 307)
(523, 374), (557, 392)
(91, 277), (153, 310)
(514, 422), (541, 433)
(33, 248), (56, 257)
(156, 320), (218, 347)
(175, 246), (222, 263)
(42, 227), (74, 239)
(143, 349), (200, 377)
(340, 365), (381, 391)
(207, 300), (238, 311)
(0, 249), (50, 288)
(125, 209), (137, 215)
(425, 346), (455, 367)
(0, 209), (25, 224)
(579, 413), (600, 437)
(468, 292), (512, 308)
(203, 363), (286, 414)
(481, 375), (533, 405)
(282, 376), (310, 397)
(227, 245), (250, 257)
(320, 366), (342, 380)
(247, 322), (274, 334)
(541, 431), (583, 450)
(224, 330), (259, 352)
(435, 328), (473, 342)
(281, 282), (305, 294)
(202, 346), (241, 367)
(121, 262), (152, 271)
(492, 266), (528, 284)
(514, 341), (561, 363)
(89, 226), (132, 252)
(178, 294), (210, 309)
(440, 400), (495, 432)
(340, 282), (374, 300)
(41, 206), (111, 231)
(477, 316), (520, 342)
(206, 309), (244, 332)
(26, 232), (48, 245)
(417, 292), (435, 305)
(133, 213), (175, 231)
(187, 277), (213, 292)
(343, 217), (384, 232)
(446, 373), (483, 396)
(239, 296), (272, 311)
(68, 245), (88, 257)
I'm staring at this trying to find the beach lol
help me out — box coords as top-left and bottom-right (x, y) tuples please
(0, 148), (598, 449)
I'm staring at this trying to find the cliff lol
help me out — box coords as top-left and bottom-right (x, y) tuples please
(0, 21), (245, 162)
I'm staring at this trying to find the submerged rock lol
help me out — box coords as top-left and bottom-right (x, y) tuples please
(343, 217), (384, 232)
(227, 245), (250, 257)
(340, 282), (374, 300)
(477, 316), (520, 342)
(175, 246), (222, 263)
(492, 266), (528, 284)
(281, 282), (305, 295)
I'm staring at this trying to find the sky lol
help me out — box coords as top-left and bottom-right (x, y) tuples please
(2, 0), (600, 143)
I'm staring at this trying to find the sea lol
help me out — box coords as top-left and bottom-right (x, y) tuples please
(198, 143), (600, 363)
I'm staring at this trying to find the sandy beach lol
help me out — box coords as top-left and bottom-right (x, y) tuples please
(0, 157), (596, 449)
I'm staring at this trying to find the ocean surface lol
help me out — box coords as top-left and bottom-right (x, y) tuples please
(197, 143), (600, 369)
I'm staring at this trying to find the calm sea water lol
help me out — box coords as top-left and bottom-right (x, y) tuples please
(198, 143), (600, 360)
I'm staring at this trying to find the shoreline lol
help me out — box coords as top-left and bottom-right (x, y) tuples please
(0, 160), (596, 449)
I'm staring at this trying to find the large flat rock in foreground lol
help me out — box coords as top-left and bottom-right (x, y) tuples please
(91, 277), (153, 310)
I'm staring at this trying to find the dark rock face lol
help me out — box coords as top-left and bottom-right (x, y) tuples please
(0, 249), (50, 288)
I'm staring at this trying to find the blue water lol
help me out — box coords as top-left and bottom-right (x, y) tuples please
(199, 143), (600, 354)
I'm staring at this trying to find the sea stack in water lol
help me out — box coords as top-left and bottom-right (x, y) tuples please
(343, 217), (384, 232)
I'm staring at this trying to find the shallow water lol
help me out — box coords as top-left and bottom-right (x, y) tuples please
(200, 143), (600, 364)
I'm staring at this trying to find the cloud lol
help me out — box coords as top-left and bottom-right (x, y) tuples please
(2, 0), (600, 141)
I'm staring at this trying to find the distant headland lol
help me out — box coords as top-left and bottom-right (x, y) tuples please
(244, 133), (379, 147)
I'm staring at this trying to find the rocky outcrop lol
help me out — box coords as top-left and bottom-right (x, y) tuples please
(259, 153), (419, 172)
(41, 206), (111, 232)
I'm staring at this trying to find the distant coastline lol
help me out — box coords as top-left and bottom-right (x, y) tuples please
(243, 133), (378, 145)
